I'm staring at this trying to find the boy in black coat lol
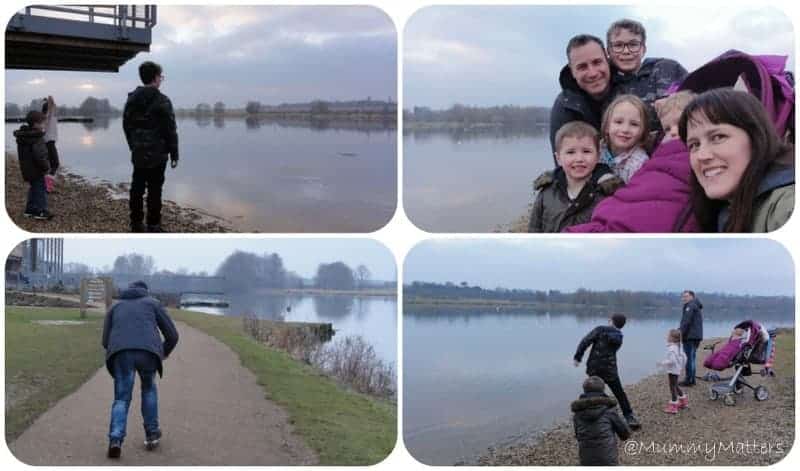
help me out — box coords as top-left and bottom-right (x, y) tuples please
(572, 375), (631, 465)
(574, 313), (640, 429)
(13, 111), (52, 220)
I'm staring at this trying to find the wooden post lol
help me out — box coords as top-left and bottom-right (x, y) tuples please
(79, 278), (88, 319)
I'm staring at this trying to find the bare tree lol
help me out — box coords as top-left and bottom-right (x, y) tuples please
(355, 264), (371, 289)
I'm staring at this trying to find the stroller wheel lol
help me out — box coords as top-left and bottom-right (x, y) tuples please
(754, 386), (769, 401)
(710, 389), (719, 401)
(723, 394), (736, 406)
(734, 383), (744, 395)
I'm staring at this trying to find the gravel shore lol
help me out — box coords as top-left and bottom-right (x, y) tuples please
(479, 331), (795, 466)
(5, 154), (231, 233)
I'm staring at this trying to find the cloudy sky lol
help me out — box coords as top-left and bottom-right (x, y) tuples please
(405, 239), (794, 296)
(61, 238), (396, 281)
(5, 5), (397, 108)
(404, 4), (794, 108)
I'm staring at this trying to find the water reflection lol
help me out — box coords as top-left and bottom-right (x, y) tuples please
(403, 123), (548, 143)
(6, 118), (397, 232)
(312, 295), (354, 320)
(185, 291), (397, 364)
(81, 116), (111, 131)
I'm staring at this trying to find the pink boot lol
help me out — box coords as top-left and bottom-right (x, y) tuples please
(678, 394), (689, 409)
(663, 401), (679, 414)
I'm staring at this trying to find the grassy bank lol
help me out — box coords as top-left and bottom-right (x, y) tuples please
(171, 309), (396, 465)
(5, 307), (105, 442)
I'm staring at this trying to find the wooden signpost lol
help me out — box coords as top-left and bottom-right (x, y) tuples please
(79, 277), (113, 318)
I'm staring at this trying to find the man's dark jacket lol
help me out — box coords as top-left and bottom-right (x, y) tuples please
(102, 285), (179, 376)
(572, 391), (631, 465)
(13, 125), (50, 182)
(549, 64), (617, 155)
(123, 86), (179, 169)
(680, 298), (703, 341)
(574, 325), (624, 379)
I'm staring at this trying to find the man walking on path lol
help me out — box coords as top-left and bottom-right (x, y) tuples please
(102, 280), (179, 459)
(679, 290), (703, 386)
(123, 61), (179, 233)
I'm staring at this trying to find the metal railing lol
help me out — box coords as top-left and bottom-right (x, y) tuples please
(16, 5), (156, 38)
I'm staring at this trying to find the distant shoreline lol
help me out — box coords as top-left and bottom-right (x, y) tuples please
(269, 288), (396, 297)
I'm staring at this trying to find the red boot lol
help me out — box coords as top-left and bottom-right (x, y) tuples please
(663, 401), (679, 414)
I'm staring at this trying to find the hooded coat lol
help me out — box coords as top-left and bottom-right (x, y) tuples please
(122, 86), (179, 169)
(717, 164), (794, 233)
(572, 392), (631, 466)
(528, 164), (617, 233)
(102, 285), (179, 377)
(565, 138), (700, 233)
(574, 325), (624, 379)
(13, 125), (50, 182)
(549, 64), (615, 154)
(679, 298), (703, 342)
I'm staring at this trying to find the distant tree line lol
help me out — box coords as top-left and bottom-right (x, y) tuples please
(6, 97), (121, 118)
(403, 104), (550, 126)
(243, 98), (397, 115)
(62, 251), (387, 293)
(405, 281), (794, 313)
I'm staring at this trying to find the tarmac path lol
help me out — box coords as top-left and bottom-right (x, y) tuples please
(8, 321), (317, 466)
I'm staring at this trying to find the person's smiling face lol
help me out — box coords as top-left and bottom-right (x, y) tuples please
(608, 28), (645, 73)
(686, 114), (752, 201)
(568, 41), (611, 99)
(556, 135), (599, 183)
(607, 101), (644, 154)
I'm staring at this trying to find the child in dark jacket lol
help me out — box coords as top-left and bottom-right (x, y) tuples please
(13, 111), (52, 220)
(574, 313), (640, 430)
(528, 121), (622, 232)
(572, 375), (631, 466)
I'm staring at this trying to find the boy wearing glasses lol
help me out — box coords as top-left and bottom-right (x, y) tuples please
(607, 19), (687, 132)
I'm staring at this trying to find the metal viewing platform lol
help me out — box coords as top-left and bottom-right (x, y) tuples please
(6, 5), (156, 72)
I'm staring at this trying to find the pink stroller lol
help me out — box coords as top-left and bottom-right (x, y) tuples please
(702, 320), (777, 406)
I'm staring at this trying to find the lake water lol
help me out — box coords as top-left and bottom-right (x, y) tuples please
(187, 292), (397, 365)
(403, 308), (794, 465)
(403, 128), (551, 232)
(6, 118), (397, 232)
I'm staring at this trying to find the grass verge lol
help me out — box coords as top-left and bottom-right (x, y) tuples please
(171, 309), (397, 465)
(5, 307), (105, 442)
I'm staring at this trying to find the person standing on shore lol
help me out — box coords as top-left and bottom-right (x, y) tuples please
(41, 96), (60, 191)
(102, 280), (179, 459)
(13, 111), (53, 220)
(123, 61), (179, 233)
(678, 290), (703, 386)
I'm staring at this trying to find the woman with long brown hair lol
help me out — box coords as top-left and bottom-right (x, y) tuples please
(678, 88), (794, 232)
